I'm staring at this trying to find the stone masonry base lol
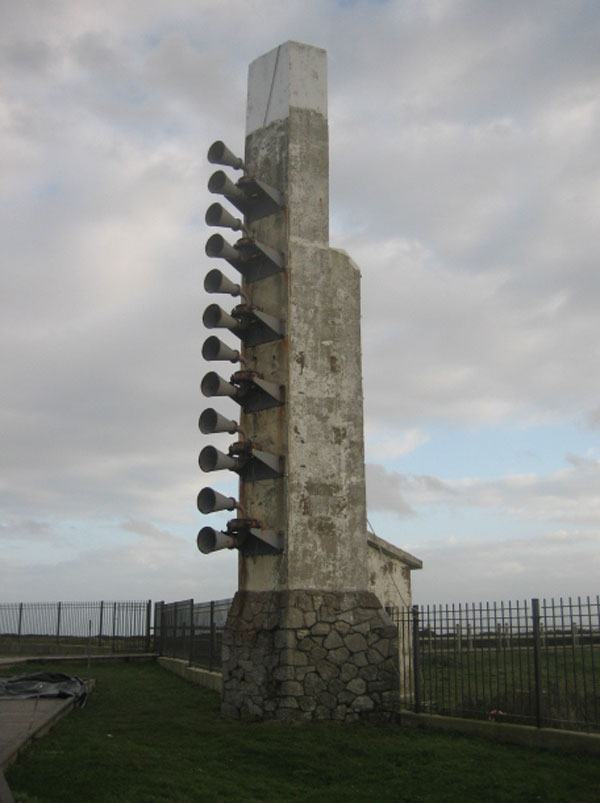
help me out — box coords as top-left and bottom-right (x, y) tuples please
(221, 589), (399, 721)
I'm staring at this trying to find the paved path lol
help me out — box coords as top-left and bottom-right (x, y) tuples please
(0, 695), (76, 770)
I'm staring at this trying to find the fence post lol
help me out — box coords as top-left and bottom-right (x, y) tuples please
(98, 601), (104, 648)
(153, 602), (161, 654)
(112, 602), (117, 653)
(532, 598), (542, 728)
(145, 600), (152, 653)
(209, 601), (216, 672)
(158, 602), (166, 655)
(17, 603), (23, 649)
(412, 605), (420, 714)
(174, 604), (180, 659)
(189, 599), (195, 665)
(56, 602), (62, 648)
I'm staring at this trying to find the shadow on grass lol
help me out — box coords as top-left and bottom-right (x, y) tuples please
(5, 661), (600, 802)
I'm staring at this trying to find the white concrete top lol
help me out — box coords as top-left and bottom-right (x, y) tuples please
(246, 41), (327, 135)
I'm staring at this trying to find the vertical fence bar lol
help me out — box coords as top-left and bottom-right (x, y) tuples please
(111, 602), (117, 653)
(55, 602), (62, 648)
(159, 602), (166, 656)
(17, 603), (23, 650)
(532, 598), (542, 728)
(209, 600), (216, 671)
(98, 601), (104, 648)
(588, 596), (598, 728)
(145, 600), (152, 653)
(412, 605), (420, 714)
(189, 599), (195, 665)
(576, 596), (588, 727)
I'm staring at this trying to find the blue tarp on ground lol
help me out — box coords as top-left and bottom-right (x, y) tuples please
(0, 673), (87, 707)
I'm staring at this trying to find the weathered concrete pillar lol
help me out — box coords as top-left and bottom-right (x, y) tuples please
(221, 41), (398, 722)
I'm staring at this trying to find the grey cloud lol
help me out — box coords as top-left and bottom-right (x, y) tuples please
(2, 0), (600, 602)
(410, 530), (600, 604)
(366, 462), (457, 517)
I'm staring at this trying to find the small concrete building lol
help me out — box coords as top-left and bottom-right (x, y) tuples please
(367, 532), (422, 700)
(367, 532), (422, 616)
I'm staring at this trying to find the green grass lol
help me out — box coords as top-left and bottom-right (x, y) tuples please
(5, 661), (600, 802)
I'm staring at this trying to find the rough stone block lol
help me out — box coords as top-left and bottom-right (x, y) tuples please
(333, 620), (351, 635)
(316, 659), (339, 681)
(320, 606), (338, 623)
(274, 629), (296, 650)
(323, 630), (343, 649)
(299, 695), (317, 712)
(350, 651), (368, 667)
(281, 680), (304, 697)
(273, 665), (296, 682)
(367, 648), (385, 665)
(317, 691), (336, 709)
(304, 672), (326, 696)
(294, 666), (313, 681)
(286, 649), (309, 666)
(353, 621), (372, 635)
(298, 637), (316, 652)
(311, 621), (330, 636)
(304, 610), (317, 627)
(358, 664), (378, 681)
(328, 646), (351, 666)
(310, 645), (328, 663)
(347, 677), (367, 695)
(340, 663), (358, 682)
(352, 695), (375, 712)
(282, 607), (305, 629)
(344, 633), (367, 653)
(373, 638), (390, 657)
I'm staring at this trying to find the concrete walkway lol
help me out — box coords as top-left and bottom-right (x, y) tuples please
(0, 658), (101, 771)
(0, 694), (78, 770)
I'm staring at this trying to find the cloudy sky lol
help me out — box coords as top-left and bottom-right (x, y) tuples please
(2, 0), (599, 606)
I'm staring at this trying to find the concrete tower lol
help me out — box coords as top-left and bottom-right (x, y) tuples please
(205, 42), (398, 721)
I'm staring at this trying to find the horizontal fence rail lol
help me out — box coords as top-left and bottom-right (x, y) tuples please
(395, 596), (600, 733)
(154, 598), (232, 671)
(0, 601), (153, 656)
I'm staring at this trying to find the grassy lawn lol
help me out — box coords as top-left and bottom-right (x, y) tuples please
(4, 661), (600, 802)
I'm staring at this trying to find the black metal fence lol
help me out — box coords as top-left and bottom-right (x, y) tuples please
(396, 596), (600, 733)
(154, 598), (232, 671)
(0, 601), (153, 656)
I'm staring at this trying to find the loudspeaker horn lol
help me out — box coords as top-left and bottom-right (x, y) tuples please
(208, 170), (246, 207)
(204, 269), (241, 297)
(199, 445), (238, 472)
(202, 336), (240, 363)
(202, 303), (241, 331)
(197, 487), (237, 514)
(207, 141), (244, 171)
(201, 371), (238, 399)
(205, 202), (243, 231)
(205, 234), (244, 267)
(197, 526), (238, 554)
(198, 408), (238, 435)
